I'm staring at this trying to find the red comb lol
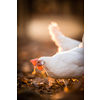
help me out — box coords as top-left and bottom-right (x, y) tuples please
(30, 58), (38, 66)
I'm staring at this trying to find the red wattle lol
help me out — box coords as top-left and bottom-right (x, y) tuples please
(37, 66), (43, 70)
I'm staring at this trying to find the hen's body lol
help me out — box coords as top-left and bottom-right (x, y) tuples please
(31, 22), (84, 88)
(39, 47), (84, 79)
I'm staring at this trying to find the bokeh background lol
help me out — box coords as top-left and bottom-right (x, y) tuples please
(17, 0), (84, 41)
(17, 0), (84, 100)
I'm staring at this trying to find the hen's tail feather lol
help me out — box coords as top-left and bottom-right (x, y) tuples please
(48, 22), (67, 47)
(48, 22), (81, 52)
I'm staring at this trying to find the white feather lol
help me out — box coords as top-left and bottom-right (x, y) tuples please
(48, 22), (81, 52)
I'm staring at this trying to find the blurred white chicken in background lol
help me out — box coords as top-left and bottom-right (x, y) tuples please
(48, 22), (81, 52)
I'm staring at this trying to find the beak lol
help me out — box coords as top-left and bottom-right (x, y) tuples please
(30, 58), (38, 66)
(30, 58), (43, 70)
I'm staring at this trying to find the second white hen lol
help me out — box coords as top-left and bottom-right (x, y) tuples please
(48, 22), (81, 52)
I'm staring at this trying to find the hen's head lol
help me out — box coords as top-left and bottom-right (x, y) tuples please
(30, 58), (44, 70)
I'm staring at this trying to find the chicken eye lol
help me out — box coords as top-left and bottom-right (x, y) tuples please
(37, 61), (40, 64)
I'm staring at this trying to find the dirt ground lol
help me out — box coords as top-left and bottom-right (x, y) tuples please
(17, 37), (84, 100)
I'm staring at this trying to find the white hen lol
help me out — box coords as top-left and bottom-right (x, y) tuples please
(30, 44), (84, 87)
(30, 22), (84, 89)
(48, 22), (81, 52)
(39, 47), (83, 78)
